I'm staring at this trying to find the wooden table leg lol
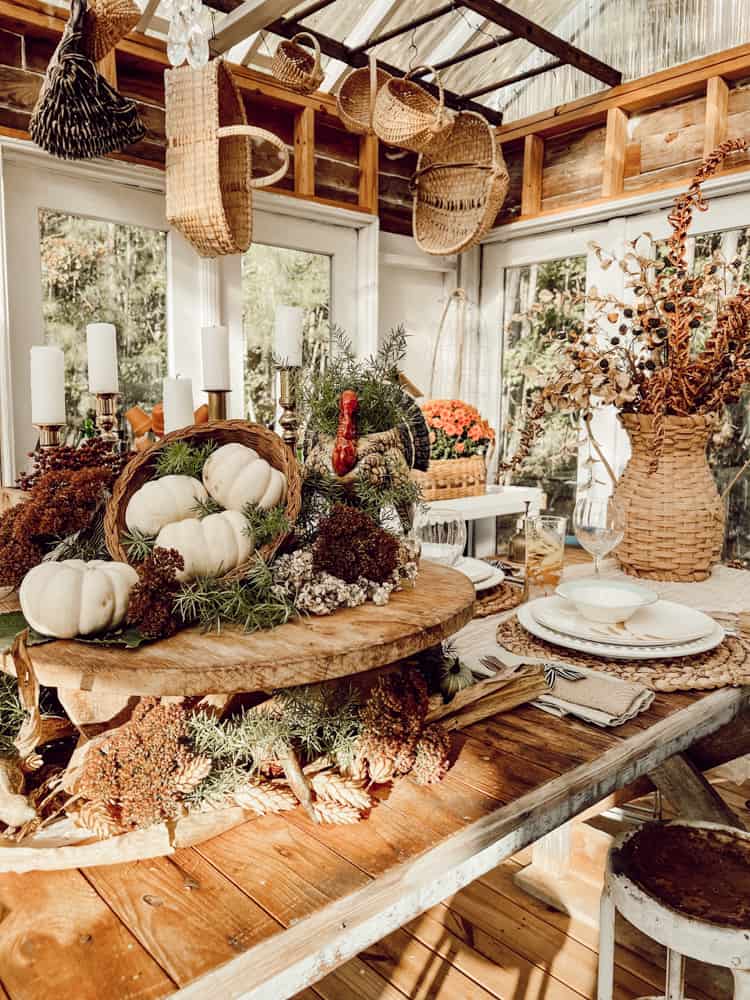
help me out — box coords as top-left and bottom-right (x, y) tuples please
(649, 752), (747, 829)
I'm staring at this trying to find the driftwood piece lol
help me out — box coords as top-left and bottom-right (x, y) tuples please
(650, 752), (747, 829)
(426, 665), (546, 731)
(278, 745), (317, 822)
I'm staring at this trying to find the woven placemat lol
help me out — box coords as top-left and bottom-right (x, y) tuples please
(474, 582), (525, 619)
(496, 616), (750, 692)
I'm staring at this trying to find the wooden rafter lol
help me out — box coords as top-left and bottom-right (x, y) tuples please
(210, 0), (300, 54)
(136, 0), (161, 34)
(322, 0), (403, 92)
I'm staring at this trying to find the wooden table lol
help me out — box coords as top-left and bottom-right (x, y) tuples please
(0, 681), (747, 1000)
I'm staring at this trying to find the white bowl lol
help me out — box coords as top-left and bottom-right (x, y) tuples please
(556, 578), (658, 624)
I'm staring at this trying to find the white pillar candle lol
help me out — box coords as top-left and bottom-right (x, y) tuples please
(30, 346), (66, 425)
(163, 376), (194, 433)
(86, 323), (119, 394)
(201, 326), (231, 390)
(275, 305), (304, 367)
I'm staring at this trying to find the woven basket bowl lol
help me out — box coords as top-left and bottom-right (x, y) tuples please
(613, 413), (725, 583)
(337, 65), (392, 135)
(412, 456), (486, 502)
(373, 66), (454, 154)
(104, 420), (302, 581)
(413, 111), (510, 256)
(271, 32), (324, 95)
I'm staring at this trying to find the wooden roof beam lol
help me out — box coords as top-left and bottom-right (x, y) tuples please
(349, 1), (455, 55)
(322, 0), (404, 92)
(210, 0), (303, 55)
(463, 58), (563, 100)
(460, 0), (621, 87)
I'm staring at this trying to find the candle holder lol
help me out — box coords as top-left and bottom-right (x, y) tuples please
(34, 424), (63, 449)
(278, 365), (300, 451)
(206, 390), (229, 422)
(95, 392), (120, 444)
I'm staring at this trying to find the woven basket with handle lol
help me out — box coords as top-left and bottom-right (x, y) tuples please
(412, 110), (510, 256)
(337, 54), (390, 135)
(413, 456), (486, 501)
(613, 413), (725, 582)
(271, 32), (323, 95)
(373, 65), (454, 154)
(165, 59), (289, 258)
(104, 420), (302, 581)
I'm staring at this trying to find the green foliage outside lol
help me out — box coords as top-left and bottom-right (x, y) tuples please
(242, 244), (331, 426)
(39, 210), (167, 440)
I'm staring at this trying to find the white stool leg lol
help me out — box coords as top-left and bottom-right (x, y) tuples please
(597, 887), (616, 1000)
(733, 970), (750, 1000)
(665, 950), (686, 1000)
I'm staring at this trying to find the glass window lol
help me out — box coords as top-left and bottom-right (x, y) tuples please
(39, 209), (168, 440)
(242, 244), (331, 426)
(500, 255), (587, 524)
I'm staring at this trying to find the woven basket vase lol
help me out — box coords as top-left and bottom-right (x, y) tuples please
(165, 59), (289, 258)
(373, 65), (454, 154)
(413, 455), (486, 502)
(104, 420), (302, 581)
(271, 32), (323, 95)
(613, 413), (725, 583)
(412, 110), (510, 256)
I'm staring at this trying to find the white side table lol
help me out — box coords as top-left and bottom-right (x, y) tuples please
(427, 486), (544, 558)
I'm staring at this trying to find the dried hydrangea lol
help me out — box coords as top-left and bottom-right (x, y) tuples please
(127, 547), (184, 639)
(358, 670), (429, 778)
(313, 504), (400, 584)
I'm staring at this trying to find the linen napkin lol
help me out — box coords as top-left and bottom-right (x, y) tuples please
(534, 663), (654, 727)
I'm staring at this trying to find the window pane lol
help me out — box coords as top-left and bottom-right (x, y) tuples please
(500, 255), (587, 523)
(242, 245), (331, 426)
(39, 210), (168, 439)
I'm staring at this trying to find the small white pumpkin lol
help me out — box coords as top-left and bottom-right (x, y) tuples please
(155, 510), (253, 581)
(125, 474), (209, 537)
(19, 559), (139, 639)
(202, 443), (287, 512)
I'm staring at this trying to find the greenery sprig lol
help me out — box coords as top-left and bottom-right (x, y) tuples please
(242, 502), (290, 548)
(191, 495), (223, 519)
(122, 528), (156, 562)
(154, 440), (216, 479)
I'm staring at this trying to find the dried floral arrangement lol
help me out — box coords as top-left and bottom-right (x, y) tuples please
(422, 400), (495, 460)
(506, 138), (750, 470)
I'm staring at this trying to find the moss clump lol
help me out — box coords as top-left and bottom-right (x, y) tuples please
(312, 504), (399, 584)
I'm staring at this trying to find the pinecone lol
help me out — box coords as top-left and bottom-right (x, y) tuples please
(310, 770), (372, 811)
(411, 726), (452, 785)
(365, 751), (396, 784)
(71, 799), (123, 839)
(311, 800), (361, 825)
(172, 756), (212, 796)
(233, 782), (297, 815)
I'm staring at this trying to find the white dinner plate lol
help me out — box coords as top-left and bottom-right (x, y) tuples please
(454, 557), (496, 585)
(475, 567), (506, 592)
(518, 599), (725, 661)
(532, 595), (716, 647)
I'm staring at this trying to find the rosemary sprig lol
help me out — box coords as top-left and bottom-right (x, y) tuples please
(154, 440), (216, 479)
(0, 673), (24, 754)
(121, 529), (156, 562)
(242, 502), (290, 547)
(191, 495), (223, 519)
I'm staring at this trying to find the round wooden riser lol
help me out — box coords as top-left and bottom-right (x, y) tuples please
(2, 562), (475, 696)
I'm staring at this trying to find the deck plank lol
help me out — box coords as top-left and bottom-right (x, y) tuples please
(0, 869), (174, 1000)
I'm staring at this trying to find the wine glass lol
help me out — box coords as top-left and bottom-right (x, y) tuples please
(573, 496), (625, 577)
(412, 507), (467, 567)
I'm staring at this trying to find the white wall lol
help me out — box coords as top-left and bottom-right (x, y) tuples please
(378, 232), (457, 398)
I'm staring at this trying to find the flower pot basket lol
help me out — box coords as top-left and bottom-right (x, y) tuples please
(613, 413), (725, 582)
(413, 455), (486, 502)
(104, 419), (301, 580)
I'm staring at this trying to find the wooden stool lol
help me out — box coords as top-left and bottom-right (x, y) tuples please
(598, 820), (750, 1000)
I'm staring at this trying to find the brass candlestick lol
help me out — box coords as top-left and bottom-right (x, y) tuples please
(206, 390), (229, 422)
(34, 424), (63, 449)
(95, 392), (120, 443)
(278, 365), (300, 451)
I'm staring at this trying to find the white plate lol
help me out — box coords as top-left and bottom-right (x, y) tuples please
(454, 557), (496, 585)
(533, 596), (716, 647)
(518, 599), (725, 660)
(475, 567), (506, 592)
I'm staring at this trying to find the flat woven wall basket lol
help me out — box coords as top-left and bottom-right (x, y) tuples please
(165, 59), (289, 258)
(271, 31), (324, 95)
(373, 65), (454, 154)
(104, 420), (302, 581)
(413, 455), (486, 502)
(337, 55), (391, 136)
(412, 110), (510, 256)
(82, 0), (140, 62)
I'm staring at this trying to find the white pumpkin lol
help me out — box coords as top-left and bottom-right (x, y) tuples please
(19, 559), (139, 639)
(202, 443), (287, 512)
(125, 475), (209, 537)
(155, 510), (253, 581)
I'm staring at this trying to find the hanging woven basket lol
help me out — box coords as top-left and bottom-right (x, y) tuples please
(165, 58), (289, 258)
(337, 55), (391, 135)
(271, 32), (324, 95)
(373, 65), (454, 154)
(412, 110), (510, 256)
(82, 0), (140, 62)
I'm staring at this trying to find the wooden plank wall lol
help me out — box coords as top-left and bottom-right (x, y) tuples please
(2, 0), (750, 235)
